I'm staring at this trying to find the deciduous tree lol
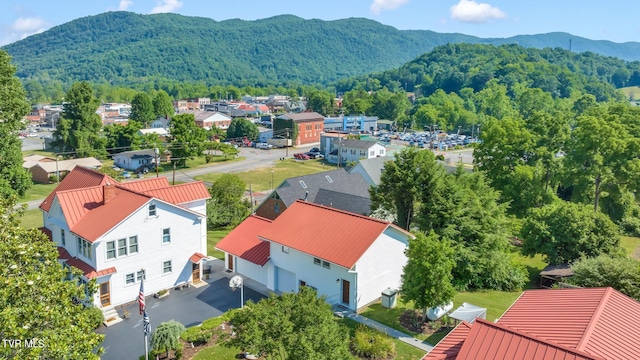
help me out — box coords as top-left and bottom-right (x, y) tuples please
(151, 320), (185, 358)
(0, 197), (104, 359)
(207, 174), (250, 228)
(152, 90), (174, 119)
(227, 286), (351, 360)
(306, 89), (335, 116)
(401, 231), (456, 322)
(226, 117), (259, 141)
(129, 92), (155, 127)
(0, 50), (32, 197)
(168, 113), (207, 166)
(571, 255), (640, 301)
(520, 201), (621, 265)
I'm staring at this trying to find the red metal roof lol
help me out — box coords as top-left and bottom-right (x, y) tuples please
(455, 319), (601, 360)
(258, 200), (411, 269)
(189, 252), (207, 263)
(40, 166), (114, 212)
(65, 257), (117, 279)
(57, 247), (71, 260)
(141, 181), (210, 205)
(39, 227), (52, 241)
(216, 215), (272, 266)
(499, 288), (640, 360)
(423, 322), (473, 360)
(118, 177), (169, 192)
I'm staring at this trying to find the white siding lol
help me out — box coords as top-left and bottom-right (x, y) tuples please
(267, 242), (355, 308)
(235, 258), (267, 285)
(354, 228), (408, 310)
(91, 200), (205, 307)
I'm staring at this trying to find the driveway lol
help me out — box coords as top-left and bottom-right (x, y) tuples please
(97, 273), (266, 360)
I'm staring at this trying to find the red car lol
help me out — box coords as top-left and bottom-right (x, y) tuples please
(294, 153), (310, 160)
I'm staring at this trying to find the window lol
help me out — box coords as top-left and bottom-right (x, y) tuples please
(281, 246), (289, 254)
(136, 270), (146, 282)
(342, 148), (347, 153)
(313, 258), (321, 266)
(61, 229), (66, 246)
(117, 238), (127, 257)
(351, 149), (356, 155)
(274, 202), (280, 213)
(370, 150), (375, 156)
(379, 149), (384, 155)
(299, 280), (307, 288)
(106, 241), (116, 259)
(77, 237), (92, 260)
(163, 260), (172, 274)
(162, 228), (171, 244)
(129, 236), (138, 254)
(125, 273), (135, 285)
(322, 261), (330, 269)
(299, 180), (307, 189)
(148, 204), (156, 217)
(325, 175), (333, 183)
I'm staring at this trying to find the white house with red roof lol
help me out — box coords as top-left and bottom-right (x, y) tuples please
(216, 200), (413, 311)
(423, 287), (640, 360)
(39, 166), (210, 310)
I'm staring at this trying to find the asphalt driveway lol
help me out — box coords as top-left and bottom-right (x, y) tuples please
(97, 276), (265, 360)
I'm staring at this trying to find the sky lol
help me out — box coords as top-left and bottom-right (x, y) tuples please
(0, 0), (638, 46)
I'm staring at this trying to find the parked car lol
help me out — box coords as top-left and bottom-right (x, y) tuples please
(294, 153), (310, 160)
(308, 147), (320, 155)
(256, 142), (273, 150)
(306, 152), (324, 159)
(122, 171), (131, 179)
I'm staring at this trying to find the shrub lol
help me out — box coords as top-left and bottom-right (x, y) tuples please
(620, 216), (640, 237)
(221, 308), (240, 322)
(180, 326), (211, 344)
(85, 306), (104, 329)
(205, 154), (215, 164)
(351, 325), (396, 360)
(151, 320), (186, 356)
(435, 154), (445, 161)
(201, 317), (224, 330)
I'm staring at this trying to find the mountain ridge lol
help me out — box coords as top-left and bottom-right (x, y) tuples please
(3, 12), (640, 88)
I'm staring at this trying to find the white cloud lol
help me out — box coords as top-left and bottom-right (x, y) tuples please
(370, 0), (410, 15)
(150, 0), (183, 14)
(119, 0), (134, 11)
(0, 17), (48, 46)
(450, 0), (506, 24)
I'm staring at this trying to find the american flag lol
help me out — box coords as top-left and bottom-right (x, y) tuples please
(143, 310), (150, 336)
(138, 279), (145, 315)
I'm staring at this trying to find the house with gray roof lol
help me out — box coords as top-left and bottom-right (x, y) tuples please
(328, 139), (386, 165)
(255, 169), (372, 220)
(349, 156), (394, 186)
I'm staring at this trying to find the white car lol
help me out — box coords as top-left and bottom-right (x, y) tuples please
(256, 142), (273, 150)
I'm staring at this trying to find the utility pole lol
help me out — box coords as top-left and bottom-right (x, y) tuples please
(249, 183), (254, 213)
(154, 148), (159, 177)
(172, 161), (176, 185)
(285, 128), (289, 158)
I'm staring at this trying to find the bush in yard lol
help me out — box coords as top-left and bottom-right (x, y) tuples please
(151, 320), (186, 357)
(200, 317), (224, 330)
(180, 326), (211, 344)
(85, 306), (104, 329)
(351, 325), (396, 360)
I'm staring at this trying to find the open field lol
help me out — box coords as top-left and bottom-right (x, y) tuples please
(20, 208), (43, 229)
(195, 159), (337, 191)
(207, 228), (233, 260)
(620, 86), (640, 100)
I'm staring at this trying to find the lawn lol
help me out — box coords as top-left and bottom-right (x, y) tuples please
(20, 208), (43, 229)
(338, 318), (426, 360)
(620, 236), (640, 257)
(192, 343), (242, 360)
(207, 228), (233, 260)
(20, 183), (58, 202)
(195, 159), (337, 191)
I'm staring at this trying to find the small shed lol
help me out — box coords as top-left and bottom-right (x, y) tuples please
(539, 264), (574, 288)
(448, 303), (487, 323)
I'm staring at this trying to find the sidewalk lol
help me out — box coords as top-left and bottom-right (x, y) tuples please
(334, 307), (434, 353)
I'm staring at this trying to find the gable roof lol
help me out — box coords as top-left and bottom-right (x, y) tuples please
(141, 182), (211, 204)
(423, 322), (473, 360)
(313, 188), (371, 216)
(215, 215), (272, 266)
(40, 166), (115, 212)
(455, 319), (601, 360)
(349, 156), (394, 186)
(31, 158), (102, 173)
(258, 201), (411, 269)
(339, 139), (381, 149)
(274, 169), (371, 210)
(498, 287), (640, 360)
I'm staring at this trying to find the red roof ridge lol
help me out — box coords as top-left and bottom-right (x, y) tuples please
(114, 183), (153, 198)
(247, 213), (273, 223)
(471, 318), (603, 360)
(292, 200), (411, 235)
(576, 287), (613, 351)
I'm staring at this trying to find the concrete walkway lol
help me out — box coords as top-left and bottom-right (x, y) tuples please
(334, 307), (434, 353)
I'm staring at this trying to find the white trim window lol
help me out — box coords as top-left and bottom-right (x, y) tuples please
(106, 236), (138, 260)
(162, 228), (171, 244)
(162, 260), (172, 274)
(125, 270), (146, 286)
(129, 236), (139, 254)
(76, 237), (92, 260)
(148, 204), (157, 217)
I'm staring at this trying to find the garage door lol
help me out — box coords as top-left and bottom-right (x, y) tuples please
(276, 267), (296, 293)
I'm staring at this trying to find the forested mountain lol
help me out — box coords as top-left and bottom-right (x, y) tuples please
(3, 11), (640, 89)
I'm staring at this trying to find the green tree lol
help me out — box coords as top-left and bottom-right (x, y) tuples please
(226, 117), (259, 141)
(129, 92), (155, 127)
(0, 50), (32, 197)
(207, 174), (250, 228)
(0, 197), (104, 359)
(152, 90), (174, 119)
(151, 320), (186, 358)
(227, 286), (351, 360)
(370, 89), (411, 123)
(371, 147), (443, 230)
(571, 255), (640, 300)
(401, 231), (456, 322)
(103, 122), (143, 152)
(168, 113), (207, 166)
(306, 89), (334, 116)
(53, 81), (106, 157)
(520, 201), (621, 265)
(342, 89), (372, 115)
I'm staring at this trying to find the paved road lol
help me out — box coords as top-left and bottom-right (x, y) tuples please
(97, 260), (266, 360)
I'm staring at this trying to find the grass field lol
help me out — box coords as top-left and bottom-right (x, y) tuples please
(195, 159), (337, 191)
(20, 208), (43, 229)
(620, 86), (640, 100)
(621, 236), (640, 257)
(207, 228), (233, 260)
(20, 183), (58, 202)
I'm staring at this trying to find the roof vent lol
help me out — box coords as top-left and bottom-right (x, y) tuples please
(303, 191), (309, 202)
(299, 180), (307, 189)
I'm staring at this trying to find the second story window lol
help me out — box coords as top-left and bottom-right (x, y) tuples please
(117, 238), (128, 257)
(76, 237), (92, 260)
(61, 229), (66, 246)
(162, 228), (171, 244)
(148, 204), (156, 217)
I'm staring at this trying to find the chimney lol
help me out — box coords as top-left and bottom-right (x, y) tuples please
(103, 183), (116, 204)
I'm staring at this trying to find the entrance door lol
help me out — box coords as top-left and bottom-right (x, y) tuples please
(99, 282), (111, 307)
(227, 254), (234, 272)
(192, 262), (201, 283)
(341, 279), (350, 305)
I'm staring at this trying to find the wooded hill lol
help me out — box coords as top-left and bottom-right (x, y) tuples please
(3, 11), (640, 88)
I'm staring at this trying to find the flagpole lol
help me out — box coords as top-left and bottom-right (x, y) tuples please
(144, 330), (149, 360)
(139, 270), (149, 360)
